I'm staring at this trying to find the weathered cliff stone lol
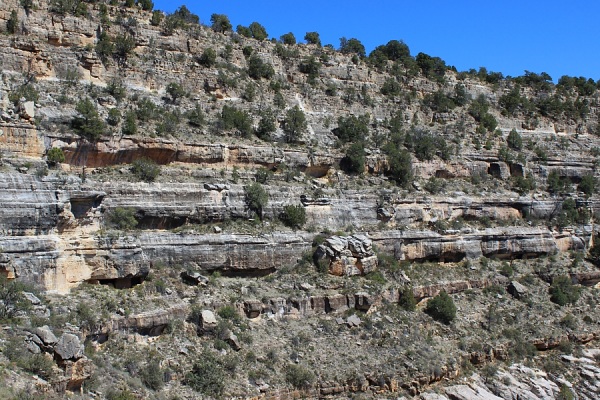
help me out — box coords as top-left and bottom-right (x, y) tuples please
(313, 234), (378, 276)
(371, 227), (564, 262)
(54, 333), (83, 361)
(107, 305), (188, 336)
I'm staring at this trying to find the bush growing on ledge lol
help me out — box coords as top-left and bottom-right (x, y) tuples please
(549, 275), (581, 306)
(108, 207), (138, 231)
(0, 276), (31, 322)
(578, 175), (596, 197)
(279, 205), (306, 230)
(247, 55), (275, 80)
(340, 142), (365, 174)
(507, 129), (523, 150)
(425, 291), (456, 324)
(72, 98), (106, 141)
(244, 183), (268, 220)
(131, 157), (160, 182)
(285, 364), (315, 390)
(185, 351), (225, 396)
(46, 147), (65, 166)
(7, 10), (19, 34)
(399, 287), (417, 311)
(198, 48), (217, 67)
(283, 106), (307, 143)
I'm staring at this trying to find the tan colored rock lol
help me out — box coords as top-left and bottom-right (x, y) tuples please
(20, 101), (35, 120)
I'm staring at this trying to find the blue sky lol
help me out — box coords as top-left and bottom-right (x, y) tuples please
(153, 1), (600, 81)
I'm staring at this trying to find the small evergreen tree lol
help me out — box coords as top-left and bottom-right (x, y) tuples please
(425, 291), (456, 324)
(304, 32), (321, 46)
(399, 287), (417, 311)
(578, 175), (596, 197)
(249, 21), (268, 41)
(549, 276), (581, 306)
(279, 205), (306, 229)
(340, 142), (365, 174)
(108, 207), (138, 230)
(122, 111), (137, 135)
(131, 157), (160, 182)
(7, 10), (19, 34)
(46, 147), (65, 166)
(339, 37), (365, 58)
(280, 32), (296, 45)
(136, 0), (153, 11)
(210, 14), (232, 33)
(244, 183), (268, 220)
(72, 99), (105, 141)
(166, 82), (186, 104)
(247, 56), (275, 80)
(507, 129), (523, 150)
(283, 106), (307, 143)
(198, 48), (217, 67)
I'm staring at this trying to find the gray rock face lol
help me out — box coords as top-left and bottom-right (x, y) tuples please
(444, 384), (503, 400)
(33, 325), (58, 346)
(200, 310), (217, 331)
(54, 333), (83, 361)
(22, 292), (41, 305)
(508, 280), (528, 299)
(19, 101), (35, 120)
(314, 234), (378, 276)
(346, 314), (362, 327)
(180, 270), (209, 286)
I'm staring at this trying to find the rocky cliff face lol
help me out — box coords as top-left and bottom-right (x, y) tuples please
(1, 1), (600, 399)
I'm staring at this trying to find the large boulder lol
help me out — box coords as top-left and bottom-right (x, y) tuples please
(314, 234), (378, 276)
(33, 325), (58, 348)
(54, 333), (84, 361)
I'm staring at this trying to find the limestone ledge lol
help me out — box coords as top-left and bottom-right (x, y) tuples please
(0, 227), (585, 293)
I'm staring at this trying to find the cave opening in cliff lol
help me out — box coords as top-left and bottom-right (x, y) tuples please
(135, 214), (187, 230)
(219, 267), (276, 278)
(70, 195), (104, 218)
(89, 276), (145, 289)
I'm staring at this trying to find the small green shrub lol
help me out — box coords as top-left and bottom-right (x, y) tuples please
(560, 314), (577, 330)
(499, 262), (513, 277)
(8, 82), (39, 105)
(247, 55), (275, 80)
(283, 105), (307, 143)
(108, 207), (138, 231)
(558, 384), (575, 400)
(425, 291), (456, 324)
(22, 353), (55, 380)
(0, 277), (31, 322)
(7, 10), (19, 34)
(46, 147), (65, 166)
(185, 351), (225, 396)
(220, 105), (253, 137)
(122, 111), (137, 135)
(399, 287), (416, 311)
(186, 105), (205, 128)
(550, 276), (581, 306)
(107, 108), (121, 126)
(285, 364), (315, 390)
(578, 175), (596, 197)
(340, 142), (365, 174)
(140, 360), (164, 391)
(72, 98), (106, 141)
(255, 167), (272, 183)
(217, 305), (237, 320)
(279, 205), (306, 230)
(106, 388), (137, 400)
(244, 183), (268, 220)
(165, 82), (186, 104)
(507, 129), (523, 150)
(131, 157), (160, 182)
